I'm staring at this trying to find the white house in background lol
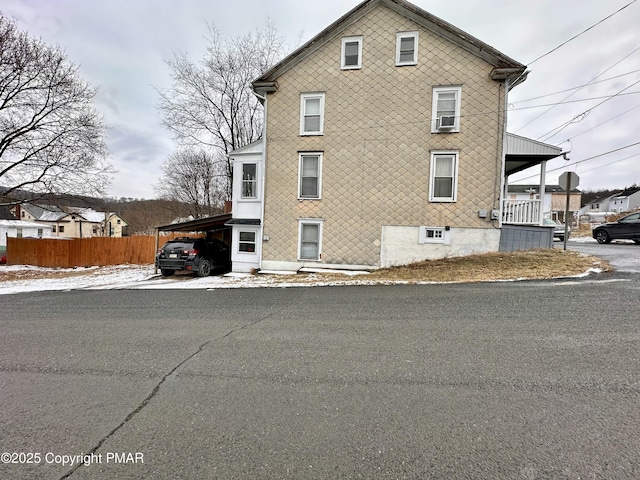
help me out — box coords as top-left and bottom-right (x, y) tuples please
(11, 203), (128, 238)
(0, 219), (53, 251)
(609, 186), (640, 213)
(226, 139), (264, 273)
(507, 184), (582, 224)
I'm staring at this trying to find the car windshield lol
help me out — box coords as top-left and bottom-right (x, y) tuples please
(543, 219), (558, 226)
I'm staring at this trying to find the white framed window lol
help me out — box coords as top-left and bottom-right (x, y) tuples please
(431, 86), (462, 132)
(341, 36), (363, 70)
(298, 153), (322, 199)
(396, 32), (418, 66)
(300, 93), (325, 135)
(298, 219), (323, 261)
(429, 151), (459, 202)
(419, 226), (451, 244)
(241, 163), (258, 198)
(238, 231), (257, 253)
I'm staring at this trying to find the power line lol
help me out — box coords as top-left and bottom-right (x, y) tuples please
(525, 0), (638, 66)
(511, 69), (640, 104)
(557, 104), (640, 143)
(513, 43), (640, 133)
(537, 77), (640, 142)
(510, 92), (640, 110)
(514, 141), (640, 181)
(577, 153), (640, 175)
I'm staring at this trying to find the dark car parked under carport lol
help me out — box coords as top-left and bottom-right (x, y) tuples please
(156, 237), (231, 277)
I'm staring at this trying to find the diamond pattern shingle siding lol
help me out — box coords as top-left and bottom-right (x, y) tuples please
(262, 4), (506, 267)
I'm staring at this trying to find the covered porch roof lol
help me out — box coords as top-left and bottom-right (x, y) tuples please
(505, 133), (564, 176)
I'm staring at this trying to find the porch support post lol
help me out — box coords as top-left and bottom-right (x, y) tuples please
(538, 160), (547, 226)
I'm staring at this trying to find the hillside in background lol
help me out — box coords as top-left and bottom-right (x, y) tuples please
(1, 188), (196, 234)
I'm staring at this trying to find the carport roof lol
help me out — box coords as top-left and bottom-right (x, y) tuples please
(155, 213), (232, 232)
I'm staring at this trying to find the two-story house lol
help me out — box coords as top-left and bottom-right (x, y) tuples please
(11, 203), (129, 238)
(228, 0), (564, 273)
(507, 184), (582, 225)
(609, 186), (640, 213)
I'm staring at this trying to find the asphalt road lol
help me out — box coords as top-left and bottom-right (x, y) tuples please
(1, 252), (639, 479)
(565, 238), (640, 273)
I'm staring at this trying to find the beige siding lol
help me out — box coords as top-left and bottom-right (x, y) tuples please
(263, 4), (506, 267)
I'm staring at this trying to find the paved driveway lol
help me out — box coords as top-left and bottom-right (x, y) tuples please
(566, 238), (640, 273)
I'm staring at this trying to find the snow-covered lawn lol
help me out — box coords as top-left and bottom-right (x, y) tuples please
(0, 235), (607, 295)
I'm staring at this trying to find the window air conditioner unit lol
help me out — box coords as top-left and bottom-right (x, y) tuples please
(438, 116), (455, 129)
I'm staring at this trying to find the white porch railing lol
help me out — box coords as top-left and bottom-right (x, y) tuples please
(502, 199), (541, 224)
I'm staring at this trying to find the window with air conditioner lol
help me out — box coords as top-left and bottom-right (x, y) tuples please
(431, 86), (461, 133)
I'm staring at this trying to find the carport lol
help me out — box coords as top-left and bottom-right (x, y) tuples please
(154, 213), (232, 273)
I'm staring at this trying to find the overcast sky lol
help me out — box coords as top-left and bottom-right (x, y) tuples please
(2, 0), (639, 199)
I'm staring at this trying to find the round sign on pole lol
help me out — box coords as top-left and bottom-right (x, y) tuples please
(559, 171), (579, 191)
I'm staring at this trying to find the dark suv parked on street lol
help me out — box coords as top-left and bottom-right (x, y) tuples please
(156, 237), (231, 277)
(592, 212), (640, 244)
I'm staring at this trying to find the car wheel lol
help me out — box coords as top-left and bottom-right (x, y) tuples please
(161, 269), (175, 277)
(197, 259), (212, 277)
(595, 230), (611, 244)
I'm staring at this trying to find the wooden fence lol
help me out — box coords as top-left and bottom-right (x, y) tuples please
(6, 233), (206, 268)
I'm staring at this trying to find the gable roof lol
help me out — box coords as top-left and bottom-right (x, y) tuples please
(612, 186), (640, 199)
(19, 203), (65, 220)
(0, 205), (17, 220)
(253, 0), (526, 92)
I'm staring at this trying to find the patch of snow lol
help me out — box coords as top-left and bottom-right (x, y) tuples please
(0, 260), (609, 296)
(570, 236), (597, 243)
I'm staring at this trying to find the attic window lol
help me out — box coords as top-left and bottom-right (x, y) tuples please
(396, 32), (418, 66)
(341, 36), (362, 70)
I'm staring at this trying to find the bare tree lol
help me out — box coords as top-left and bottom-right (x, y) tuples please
(157, 21), (286, 199)
(0, 13), (112, 205)
(154, 148), (225, 218)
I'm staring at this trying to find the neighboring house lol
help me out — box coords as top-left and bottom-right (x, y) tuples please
(0, 217), (52, 252)
(507, 185), (581, 224)
(580, 196), (614, 215)
(229, 0), (564, 272)
(609, 186), (640, 213)
(10, 203), (128, 238)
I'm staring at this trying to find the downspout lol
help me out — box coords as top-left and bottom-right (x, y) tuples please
(254, 90), (268, 271)
(498, 78), (510, 228)
(154, 227), (159, 274)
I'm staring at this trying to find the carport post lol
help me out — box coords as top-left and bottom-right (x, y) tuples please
(154, 227), (159, 274)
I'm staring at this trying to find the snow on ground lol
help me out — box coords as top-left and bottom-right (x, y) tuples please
(0, 264), (382, 295)
(0, 236), (608, 295)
